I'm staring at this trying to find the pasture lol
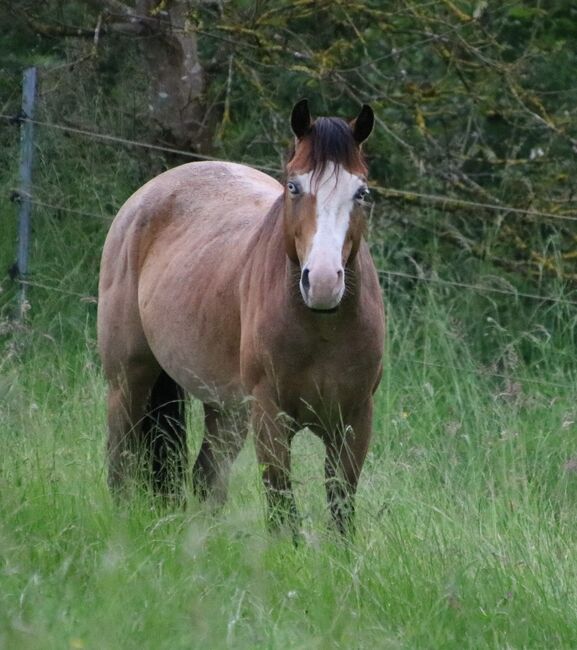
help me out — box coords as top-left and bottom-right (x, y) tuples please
(3, 5), (577, 642)
(2, 239), (577, 647)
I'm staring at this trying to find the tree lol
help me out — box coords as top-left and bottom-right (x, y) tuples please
(6, 0), (210, 151)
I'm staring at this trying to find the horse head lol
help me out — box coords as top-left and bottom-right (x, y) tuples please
(283, 99), (374, 312)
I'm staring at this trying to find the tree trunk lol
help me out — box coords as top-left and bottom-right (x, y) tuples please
(134, 1), (209, 152)
(21, 0), (211, 151)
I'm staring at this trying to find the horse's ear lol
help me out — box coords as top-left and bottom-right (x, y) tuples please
(291, 98), (312, 139)
(351, 104), (374, 145)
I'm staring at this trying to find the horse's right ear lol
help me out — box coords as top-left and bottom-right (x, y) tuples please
(291, 98), (312, 139)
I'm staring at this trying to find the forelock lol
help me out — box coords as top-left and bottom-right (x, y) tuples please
(287, 117), (366, 183)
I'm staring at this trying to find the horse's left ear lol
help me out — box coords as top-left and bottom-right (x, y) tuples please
(351, 104), (374, 145)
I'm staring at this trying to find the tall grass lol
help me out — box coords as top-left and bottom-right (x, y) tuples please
(2, 268), (577, 648)
(3, 68), (577, 648)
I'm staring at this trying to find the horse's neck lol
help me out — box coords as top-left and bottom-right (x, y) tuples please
(257, 198), (294, 295)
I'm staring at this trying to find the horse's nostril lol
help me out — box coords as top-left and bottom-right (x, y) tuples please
(301, 268), (310, 293)
(337, 269), (344, 280)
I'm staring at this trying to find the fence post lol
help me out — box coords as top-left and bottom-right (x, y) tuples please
(16, 66), (37, 320)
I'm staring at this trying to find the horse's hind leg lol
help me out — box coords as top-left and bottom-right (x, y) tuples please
(192, 404), (248, 505)
(105, 359), (160, 496)
(143, 370), (188, 501)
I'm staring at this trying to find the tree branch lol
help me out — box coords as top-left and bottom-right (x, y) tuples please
(20, 14), (99, 39)
(14, 1), (151, 41)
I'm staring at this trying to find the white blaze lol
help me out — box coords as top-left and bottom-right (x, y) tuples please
(295, 162), (365, 310)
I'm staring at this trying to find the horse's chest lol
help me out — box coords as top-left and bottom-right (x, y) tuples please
(275, 335), (378, 419)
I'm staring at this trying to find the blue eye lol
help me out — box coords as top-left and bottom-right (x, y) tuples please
(287, 181), (300, 195)
(355, 187), (370, 202)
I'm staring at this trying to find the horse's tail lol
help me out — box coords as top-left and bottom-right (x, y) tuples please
(143, 370), (188, 498)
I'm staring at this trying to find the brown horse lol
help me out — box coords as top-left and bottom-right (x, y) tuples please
(97, 99), (385, 534)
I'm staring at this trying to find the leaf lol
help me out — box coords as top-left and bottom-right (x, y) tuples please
(507, 6), (545, 20)
(473, 1), (488, 19)
(415, 107), (427, 134)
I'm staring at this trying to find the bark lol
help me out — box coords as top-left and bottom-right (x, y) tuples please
(133, 1), (209, 152)
(19, 0), (210, 152)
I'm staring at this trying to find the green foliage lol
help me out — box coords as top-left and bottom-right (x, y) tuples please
(196, 0), (577, 281)
(2, 0), (577, 291)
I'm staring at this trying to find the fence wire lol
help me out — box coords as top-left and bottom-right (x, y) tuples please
(5, 108), (577, 308)
(3, 112), (577, 224)
(5, 107), (577, 392)
(379, 270), (577, 308)
(11, 275), (577, 392)
(0, 113), (281, 174)
(397, 358), (575, 391)
(11, 192), (111, 221)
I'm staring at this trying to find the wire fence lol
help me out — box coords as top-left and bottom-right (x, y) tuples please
(378, 270), (577, 308)
(397, 359), (575, 391)
(5, 109), (577, 304)
(0, 113), (282, 174)
(10, 192), (111, 221)
(4, 112), (577, 224)
(5, 111), (577, 306)
(4, 93), (577, 391)
(13, 271), (577, 391)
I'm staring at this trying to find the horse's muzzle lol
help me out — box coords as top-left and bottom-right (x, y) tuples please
(300, 265), (345, 311)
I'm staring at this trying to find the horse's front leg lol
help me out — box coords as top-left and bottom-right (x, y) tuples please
(251, 389), (298, 534)
(323, 400), (373, 536)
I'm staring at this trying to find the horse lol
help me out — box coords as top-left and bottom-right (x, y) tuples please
(97, 99), (385, 535)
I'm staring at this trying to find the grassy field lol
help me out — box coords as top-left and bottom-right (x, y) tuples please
(2, 256), (577, 649)
(4, 17), (577, 645)
(3, 91), (577, 647)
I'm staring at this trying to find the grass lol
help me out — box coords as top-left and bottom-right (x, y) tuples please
(2, 273), (577, 649)
(3, 69), (577, 648)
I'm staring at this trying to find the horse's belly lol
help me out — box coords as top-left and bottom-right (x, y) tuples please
(138, 263), (245, 406)
(149, 336), (243, 405)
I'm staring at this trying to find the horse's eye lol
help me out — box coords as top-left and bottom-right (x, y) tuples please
(287, 181), (300, 195)
(355, 187), (370, 202)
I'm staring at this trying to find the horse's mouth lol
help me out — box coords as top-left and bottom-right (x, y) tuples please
(309, 306), (339, 314)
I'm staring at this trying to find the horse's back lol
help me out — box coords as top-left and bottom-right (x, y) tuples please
(98, 162), (282, 401)
(103, 161), (280, 244)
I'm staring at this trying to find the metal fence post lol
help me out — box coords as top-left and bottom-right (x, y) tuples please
(16, 66), (37, 320)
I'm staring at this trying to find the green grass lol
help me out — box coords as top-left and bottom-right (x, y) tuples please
(4, 24), (577, 648)
(2, 277), (577, 649)
(3, 72), (577, 647)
